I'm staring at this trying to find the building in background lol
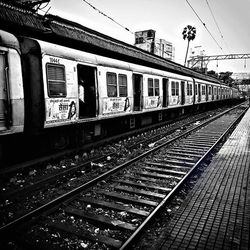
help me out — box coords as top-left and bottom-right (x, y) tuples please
(134, 29), (175, 61)
(154, 38), (175, 61)
(232, 72), (250, 95)
(189, 46), (207, 70)
(232, 72), (250, 82)
(135, 29), (155, 53)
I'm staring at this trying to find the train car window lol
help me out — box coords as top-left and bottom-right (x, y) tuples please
(171, 81), (179, 96)
(208, 86), (212, 95)
(195, 84), (198, 95)
(135, 37), (144, 44)
(118, 74), (127, 97)
(46, 63), (66, 97)
(107, 72), (117, 97)
(202, 85), (206, 95)
(154, 79), (160, 96)
(171, 81), (175, 96)
(187, 83), (192, 96)
(176, 82), (179, 96)
(148, 78), (154, 96)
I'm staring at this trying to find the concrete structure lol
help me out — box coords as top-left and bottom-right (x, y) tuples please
(134, 29), (175, 61)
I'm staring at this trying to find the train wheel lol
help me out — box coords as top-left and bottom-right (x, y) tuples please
(54, 134), (69, 150)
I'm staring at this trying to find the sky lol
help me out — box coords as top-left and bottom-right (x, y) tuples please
(41, 0), (250, 74)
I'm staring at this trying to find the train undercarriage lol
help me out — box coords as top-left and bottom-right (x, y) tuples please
(0, 98), (241, 167)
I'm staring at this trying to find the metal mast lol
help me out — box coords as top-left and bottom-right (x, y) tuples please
(188, 53), (250, 68)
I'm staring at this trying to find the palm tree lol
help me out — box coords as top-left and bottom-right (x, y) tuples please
(183, 25), (196, 66)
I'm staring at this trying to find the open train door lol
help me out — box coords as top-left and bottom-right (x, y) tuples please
(205, 84), (209, 101)
(162, 78), (169, 107)
(133, 73), (143, 111)
(192, 79), (196, 104)
(0, 51), (11, 131)
(77, 64), (97, 118)
(181, 81), (185, 105)
(198, 83), (201, 102)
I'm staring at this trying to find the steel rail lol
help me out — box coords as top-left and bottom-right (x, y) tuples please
(0, 109), (200, 175)
(120, 106), (248, 249)
(0, 103), (246, 237)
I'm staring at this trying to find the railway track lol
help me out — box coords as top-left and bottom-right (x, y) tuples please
(0, 109), (219, 209)
(0, 107), (215, 175)
(0, 104), (247, 249)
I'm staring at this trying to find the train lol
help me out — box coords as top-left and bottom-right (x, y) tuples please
(0, 2), (241, 165)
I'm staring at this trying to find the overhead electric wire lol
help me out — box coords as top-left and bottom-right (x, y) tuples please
(81, 0), (172, 59)
(205, 0), (231, 53)
(186, 0), (224, 53)
(81, 0), (174, 59)
(81, 0), (134, 34)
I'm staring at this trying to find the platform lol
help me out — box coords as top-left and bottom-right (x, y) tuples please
(155, 107), (250, 249)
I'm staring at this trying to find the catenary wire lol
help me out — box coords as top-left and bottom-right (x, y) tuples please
(81, 0), (174, 59)
(186, 0), (224, 53)
(205, 0), (231, 53)
(81, 0), (134, 34)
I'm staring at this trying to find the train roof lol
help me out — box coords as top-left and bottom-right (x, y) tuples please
(0, 1), (221, 84)
(0, 29), (20, 52)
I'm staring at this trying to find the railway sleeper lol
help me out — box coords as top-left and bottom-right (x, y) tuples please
(168, 147), (206, 155)
(64, 206), (136, 231)
(195, 131), (222, 136)
(184, 138), (216, 143)
(48, 221), (122, 248)
(165, 154), (198, 162)
(113, 185), (166, 199)
(183, 141), (214, 147)
(188, 134), (218, 139)
(143, 166), (187, 176)
(175, 144), (210, 150)
(183, 138), (217, 144)
(114, 179), (172, 193)
(169, 145), (206, 151)
(78, 197), (149, 217)
(167, 149), (203, 158)
(145, 161), (191, 170)
(159, 159), (194, 167)
(165, 151), (202, 159)
(97, 190), (158, 207)
(137, 171), (183, 180)
(121, 175), (175, 189)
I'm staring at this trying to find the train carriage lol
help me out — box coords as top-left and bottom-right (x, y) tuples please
(99, 66), (133, 116)
(0, 25), (242, 164)
(22, 38), (136, 129)
(168, 78), (181, 107)
(185, 80), (194, 105)
(0, 29), (242, 138)
(142, 74), (162, 111)
(0, 30), (24, 135)
(169, 75), (194, 107)
(194, 80), (207, 103)
(207, 84), (212, 101)
(213, 86), (218, 100)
